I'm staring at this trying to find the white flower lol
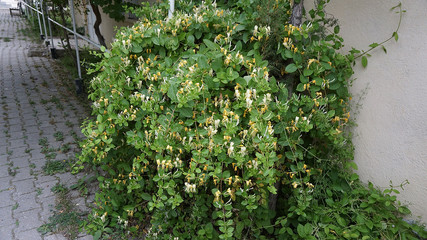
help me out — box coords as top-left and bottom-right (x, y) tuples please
(93, 102), (100, 108)
(235, 89), (240, 99)
(100, 212), (107, 222)
(252, 159), (258, 169)
(214, 119), (220, 129)
(265, 26), (271, 35)
(239, 146), (247, 156)
(184, 182), (196, 193)
(228, 142), (234, 156)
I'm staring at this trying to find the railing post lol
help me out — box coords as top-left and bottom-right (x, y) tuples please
(39, 0), (49, 47)
(35, 1), (43, 39)
(168, 0), (175, 19)
(70, 0), (83, 93)
(45, 3), (57, 59)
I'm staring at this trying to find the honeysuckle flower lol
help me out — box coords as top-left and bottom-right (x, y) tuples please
(184, 182), (196, 193)
(93, 102), (100, 108)
(292, 182), (299, 188)
(214, 119), (220, 129)
(100, 212), (107, 222)
(245, 89), (253, 108)
(234, 89), (240, 99)
(239, 146), (247, 156)
(228, 142), (234, 156)
(252, 159), (258, 169)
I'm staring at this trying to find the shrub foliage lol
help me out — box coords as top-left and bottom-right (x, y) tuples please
(76, 0), (427, 239)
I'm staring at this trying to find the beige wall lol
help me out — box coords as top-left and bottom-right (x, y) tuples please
(322, 0), (427, 224)
(98, 8), (137, 47)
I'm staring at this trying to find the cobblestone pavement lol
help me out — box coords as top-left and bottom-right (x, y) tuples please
(0, 10), (93, 240)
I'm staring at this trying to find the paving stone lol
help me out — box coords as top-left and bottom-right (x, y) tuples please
(35, 175), (58, 185)
(8, 124), (23, 133)
(7, 139), (26, 149)
(44, 234), (69, 240)
(0, 164), (11, 178)
(8, 147), (29, 161)
(8, 132), (27, 142)
(0, 176), (12, 189)
(40, 195), (56, 214)
(0, 189), (15, 208)
(13, 208), (41, 233)
(0, 224), (14, 240)
(30, 152), (46, 160)
(34, 181), (56, 199)
(11, 166), (34, 181)
(13, 192), (41, 213)
(14, 228), (43, 240)
(12, 179), (35, 195)
(0, 206), (13, 226)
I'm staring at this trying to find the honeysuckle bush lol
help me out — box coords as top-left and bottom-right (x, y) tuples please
(76, 0), (427, 239)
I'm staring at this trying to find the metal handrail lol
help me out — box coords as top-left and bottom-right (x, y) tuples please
(47, 17), (104, 50)
(20, 1), (105, 51)
(19, 0), (111, 90)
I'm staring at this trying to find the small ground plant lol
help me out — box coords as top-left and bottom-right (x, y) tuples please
(76, 0), (426, 239)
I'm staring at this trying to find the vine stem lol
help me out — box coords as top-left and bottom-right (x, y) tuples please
(354, 2), (403, 60)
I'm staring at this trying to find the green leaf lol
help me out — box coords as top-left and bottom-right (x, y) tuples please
(141, 192), (152, 201)
(93, 230), (102, 240)
(303, 69), (313, 77)
(187, 35), (195, 46)
(369, 42), (379, 48)
(336, 216), (346, 227)
(234, 24), (246, 32)
(334, 25), (340, 34)
(350, 173), (359, 181)
(195, 31), (202, 39)
(132, 44), (142, 53)
(347, 161), (358, 170)
(366, 220), (374, 230)
(167, 82), (178, 102)
(179, 108), (193, 118)
(297, 224), (306, 237)
(267, 185), (277, 194)
(296, 83), (305, 92)
(203, 39), (219, 50)
(361, 56), (368, 68)
(285, 63), (298, 73)
(152, 37), (160, 45)
(393, 32), (399, 41)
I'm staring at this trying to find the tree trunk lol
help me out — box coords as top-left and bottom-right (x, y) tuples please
(59, 3), (73, 58)
(90, 2), (106, 47)
(268, 0), (304, 213)
(290, 0), (304, 26)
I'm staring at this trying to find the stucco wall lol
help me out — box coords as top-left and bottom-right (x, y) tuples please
(98, 8), (137, 47)
(322, 0), (427, 224)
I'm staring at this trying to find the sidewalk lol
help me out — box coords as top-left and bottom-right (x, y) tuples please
(0, 10), (93, 240)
